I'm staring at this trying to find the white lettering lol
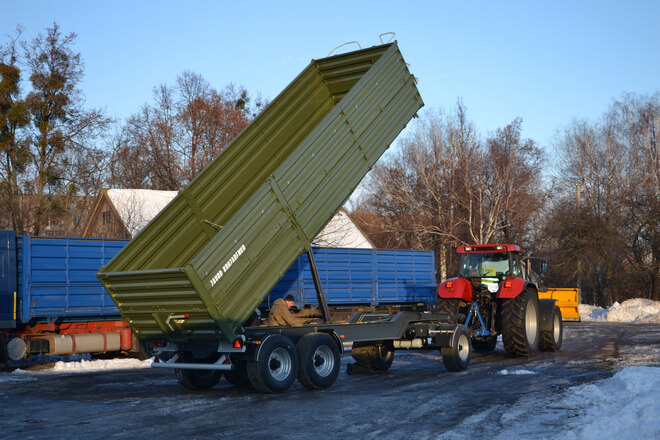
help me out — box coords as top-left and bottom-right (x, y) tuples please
(210, 244), (246, 287)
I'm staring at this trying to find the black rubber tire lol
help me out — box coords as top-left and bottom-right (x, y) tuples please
(224, 361), (251, 388)
(296, 333), (341, 390)
(501, 288), (540, 357)
(472, 334), (498, 352)
(435, 298), (468, 324)
(130, 335), (152, 361)
(174, 353), (223, 390)
(441, 325), (471, 371)
(0, 333), (8, 366)
(247, 334), (298, 393)
(351, 341), (395, 371)
(539, 306), (563, 352)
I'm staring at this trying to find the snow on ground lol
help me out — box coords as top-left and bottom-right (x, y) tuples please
(553, 366), (660, 440)
(580, 298), (660, 323)
(439, 366), (660, 440)
(0, 357), (152, 381)
(497, 368), (536, 375)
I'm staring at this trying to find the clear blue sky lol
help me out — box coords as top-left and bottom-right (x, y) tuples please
(3, 0), (660, 151)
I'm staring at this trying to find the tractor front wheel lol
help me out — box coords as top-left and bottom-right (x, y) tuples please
(539, 306), (563, 352)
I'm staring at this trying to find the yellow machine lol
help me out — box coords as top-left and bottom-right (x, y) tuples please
(539, 288), (581, 321)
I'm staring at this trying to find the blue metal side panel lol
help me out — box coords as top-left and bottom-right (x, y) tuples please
(0, 230), (17, 327)
(17, 236), (127, 323)
(263, 247), (436, 307)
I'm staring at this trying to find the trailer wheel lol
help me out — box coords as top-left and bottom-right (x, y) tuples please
(539, 306), (563, 352)
(441, 325), (471, 371)
(247, 334), (298, 393)
(0, 333), (8, 367)
(352, 341), (395, 371)
(174, 353), (223, 390)
(224, 360), (251, 388)
(472, 335), (498, 352)
(296, 333), (340, 390)
(501, 288), (540, 357)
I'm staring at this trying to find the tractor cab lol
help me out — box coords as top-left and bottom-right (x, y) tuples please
(458, 244), (525, 288)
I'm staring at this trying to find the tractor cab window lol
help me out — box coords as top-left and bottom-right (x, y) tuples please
(459, 252), (510, 278)
(511, 253), (523, 277)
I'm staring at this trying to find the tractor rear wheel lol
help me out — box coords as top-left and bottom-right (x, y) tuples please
(435, 298), (468, 324)
(539, 306), (563, 352)
(501, 288), (540, 357)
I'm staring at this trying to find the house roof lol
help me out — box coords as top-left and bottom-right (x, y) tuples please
(313, 209), (374, 249)
(105, 189), (178, 237)
(86, 188), (373, 248)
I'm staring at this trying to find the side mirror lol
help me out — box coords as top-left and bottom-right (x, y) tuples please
(541, 261), (547, 274)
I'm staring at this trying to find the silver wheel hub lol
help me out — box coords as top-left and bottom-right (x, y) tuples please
(553, 314), (561, 342)
(268, 347), (292, 381)
(525, 300), (538, 345)
(313, 345), (334, 377)
(457, 334), (470, 361)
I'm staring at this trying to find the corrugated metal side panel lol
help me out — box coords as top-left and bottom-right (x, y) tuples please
(263, 248), (436, 307)
(16, 236), (125, 323)
(102, 269), (217, 340)
(189, 43), (422, 335)
(374, 249), (436, 303)
(0, 230), (17, 327)
(101, 47), (389, 274)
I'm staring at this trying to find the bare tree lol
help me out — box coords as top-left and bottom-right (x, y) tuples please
(111, 74), (256, 190)
(354, 103), (544, 281)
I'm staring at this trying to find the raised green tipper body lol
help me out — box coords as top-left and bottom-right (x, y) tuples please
(97, 43), (423, 343)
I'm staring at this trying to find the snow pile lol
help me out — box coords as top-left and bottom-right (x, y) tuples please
(50, 357), (152, 372)
(580, 298), (660, 323)
(10, 357), (152, 375)
(556, 366), (660, 439)
(497, 369), (536, 375)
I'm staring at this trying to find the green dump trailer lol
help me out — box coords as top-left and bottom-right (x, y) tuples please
(97, 43), (472, 393)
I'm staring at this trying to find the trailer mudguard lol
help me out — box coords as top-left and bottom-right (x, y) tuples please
(98, 43), (423, 343)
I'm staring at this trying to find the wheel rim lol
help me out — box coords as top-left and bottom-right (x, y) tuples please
(553, 314), (561, 343)
(377, 346), (393, 361)
(525, 300), (538, 345)
(313, 345), (335, 377)
(457, 334), (470, 361)
(268, 347), (292, 381)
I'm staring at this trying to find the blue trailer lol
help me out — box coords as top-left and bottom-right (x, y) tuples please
(1, 230), (438, 365)
(0, 231), (131, 363)
(265, 247), (436, 317)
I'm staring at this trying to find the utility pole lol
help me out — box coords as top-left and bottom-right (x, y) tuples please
(576, 183), (582, 298)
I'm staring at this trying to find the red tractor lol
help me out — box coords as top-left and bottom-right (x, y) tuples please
(436, 244), (562, 356)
